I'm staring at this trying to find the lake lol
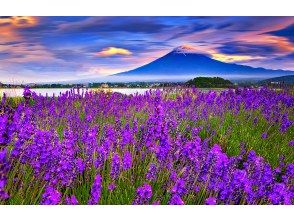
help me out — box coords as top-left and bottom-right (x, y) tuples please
(0, 88), (155, 97)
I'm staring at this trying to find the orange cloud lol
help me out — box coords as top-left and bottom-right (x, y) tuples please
(0, 16), (38, 44)
(0, 16), (37, 28)
(96, 47), (132, 57)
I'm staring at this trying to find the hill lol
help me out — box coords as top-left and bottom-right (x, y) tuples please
(259, 75), (294, 85)
(185, 77), (233, 88)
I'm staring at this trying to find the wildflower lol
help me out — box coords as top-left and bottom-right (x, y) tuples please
(205, 197), (217, 205)
(261, 132), (267, 139)
(152, 200), (160, 205)
(41, 186), (61, 205)
(108, 183), (116, 192)
(76, 158), (85, 174)
(88, 174), (102, 205)
(65, 195), (79, 205)
(133, 183), (152, 205)
(122, 151), (132, 170)
(0, 148), (10, 201)
(288, 140), (294, 147)
(146, 163), (157, 181)
(171, 178), (187, 196)
(23, 86), (32, 99)
(269, 183), (291, 205)
(169, 194), (184, 205)
(110, 153), (121, 179)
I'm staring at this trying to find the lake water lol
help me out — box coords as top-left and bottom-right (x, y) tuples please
(0, 88), (154, 97)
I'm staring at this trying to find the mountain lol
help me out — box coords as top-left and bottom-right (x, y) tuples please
(112, 46), (294, 82)
(259, 75), (294, 85)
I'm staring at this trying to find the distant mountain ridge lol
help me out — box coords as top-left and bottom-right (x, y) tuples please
(259, 75), (294, 85)
(113, 46), (294, 82)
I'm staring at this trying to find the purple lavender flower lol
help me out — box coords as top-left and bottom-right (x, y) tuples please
(288, 140), (294, 147)
(133, 183), (152, 205)
(0, 148), (10, 201)
(269, 183), (291, 205)
(110, 153), (121, 179)
(169, 194), (184, 205)
(152, 200), (161, 205)
(88, 174), (102, 205)
(122, 151), (132, 170)
(261, 132), (268, 139)
(205, 197), (217, 205)
(171, 178), (187, 196)
(23, 86), (32, 99)
(65, 195), (79, 205)
(108, 183), (116, 192)
(146, 163), (157, 181)
(41, 186), (61, 205)
(76, 158), (85, 174)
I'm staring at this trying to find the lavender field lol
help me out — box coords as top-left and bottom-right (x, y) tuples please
(0, 87), (293, 205)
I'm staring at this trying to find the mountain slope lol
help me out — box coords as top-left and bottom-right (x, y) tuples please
(114, 46), (294, 82)
(259, 75), (294, 85)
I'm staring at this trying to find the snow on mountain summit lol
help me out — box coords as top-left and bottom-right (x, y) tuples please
(172, 45), (198, 54)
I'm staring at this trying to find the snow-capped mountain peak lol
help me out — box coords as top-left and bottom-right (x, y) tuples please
(172, 45), (198, 54)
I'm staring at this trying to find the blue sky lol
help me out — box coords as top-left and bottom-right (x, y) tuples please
(0, 16), (293, 83)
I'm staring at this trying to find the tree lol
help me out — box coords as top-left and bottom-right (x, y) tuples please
(185, 77), (233, 88)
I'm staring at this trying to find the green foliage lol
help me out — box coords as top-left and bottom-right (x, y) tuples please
(186, 77), (233, 88)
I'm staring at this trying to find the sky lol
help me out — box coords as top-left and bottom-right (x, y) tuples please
(0, 16), (293, 83)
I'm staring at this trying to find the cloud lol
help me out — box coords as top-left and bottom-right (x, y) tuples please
(218, 41), (278, 56)
(168, 23), (212, 40)
(80, 66), (126, 77)
(96, 47), (132, 57)
(0, 16), (37, 28)
(266, 24), (294, 43)
(211, 53), (261, 63)
(58, 17), (170, 34)
(0, 42), (59, 63)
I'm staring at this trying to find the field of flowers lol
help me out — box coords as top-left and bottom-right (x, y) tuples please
(0, 87), (293, 205)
